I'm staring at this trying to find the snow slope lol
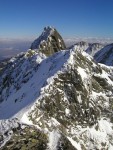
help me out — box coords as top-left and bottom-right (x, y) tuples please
(94, 43), (113, 66)
(0, 49), (70, 120)
(85, 43), (104, 57)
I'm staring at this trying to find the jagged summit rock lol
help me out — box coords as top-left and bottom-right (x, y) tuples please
(30, 26), (66, 56)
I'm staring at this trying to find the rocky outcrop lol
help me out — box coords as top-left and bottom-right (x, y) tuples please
(0, 58), (10, 74)
(30, 26), (66, 56)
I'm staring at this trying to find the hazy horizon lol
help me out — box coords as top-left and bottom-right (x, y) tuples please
(0, 35), (113, 60)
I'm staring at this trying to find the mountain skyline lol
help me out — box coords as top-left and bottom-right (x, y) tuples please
(0, 35), (113, 60)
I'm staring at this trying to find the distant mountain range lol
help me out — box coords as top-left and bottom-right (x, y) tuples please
(0, 27), (113, 150)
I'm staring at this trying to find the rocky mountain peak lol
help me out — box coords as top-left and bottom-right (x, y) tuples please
(43, 26), (54, 32)
(30, 26), (66, 56)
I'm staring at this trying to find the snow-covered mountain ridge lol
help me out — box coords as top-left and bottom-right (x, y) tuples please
(0, 27), (113, 150)
(69, 41), (104, 57)
(70, 41), (113, 67)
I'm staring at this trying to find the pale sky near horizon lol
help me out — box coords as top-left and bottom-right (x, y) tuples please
(0, 0), (113, 38)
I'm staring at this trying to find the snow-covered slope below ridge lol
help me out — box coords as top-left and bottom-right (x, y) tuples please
(0, 43), (113, 149)
(85, 42), (104, 57)
(94, 43), (113, 66)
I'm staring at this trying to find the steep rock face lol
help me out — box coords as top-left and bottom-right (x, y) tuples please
(94, 43), (113, 66)
(30, 26), (66, 56)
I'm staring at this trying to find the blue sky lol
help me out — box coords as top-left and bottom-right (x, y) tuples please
(0, 0), (113, 38)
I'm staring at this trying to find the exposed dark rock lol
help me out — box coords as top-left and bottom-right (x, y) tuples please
(30, 26), (66, 56)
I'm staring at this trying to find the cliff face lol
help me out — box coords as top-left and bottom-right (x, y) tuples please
(30, 26), (66, 56)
